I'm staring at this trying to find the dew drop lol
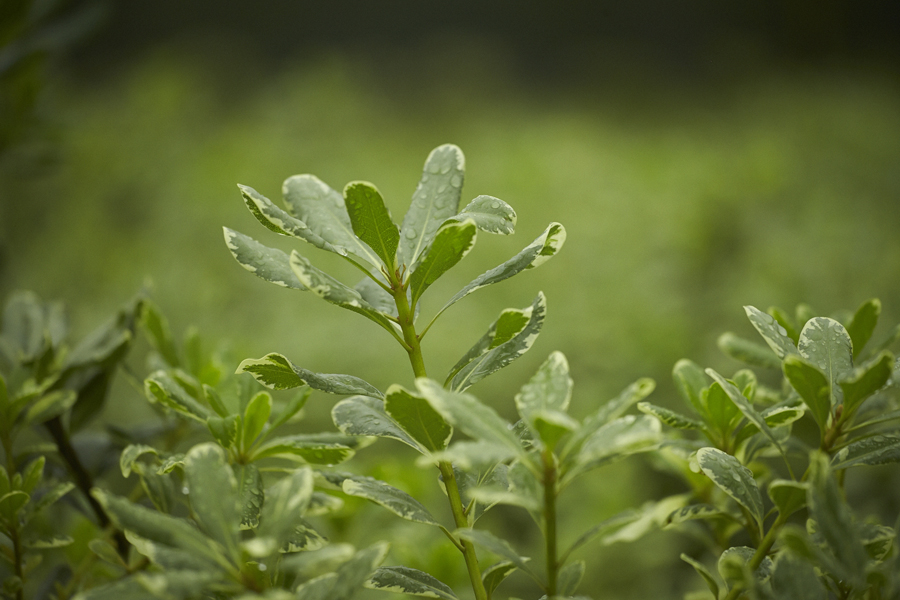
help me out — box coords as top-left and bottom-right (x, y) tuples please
(405, 229), (417, 239)
(258, 563), (267, 572)
(731, 472), (742, 481)
(440, 164), (451, 174)
(491, 201), (501, 209)
(428, 163), (441, 174)
(182, 486), (190, 495)
(437, 183), (449, 194)
(450, 174), (462, 187)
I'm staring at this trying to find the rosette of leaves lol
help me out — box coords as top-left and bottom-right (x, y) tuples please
(77, 443), (388, 600)
(225, 144), (566, 600)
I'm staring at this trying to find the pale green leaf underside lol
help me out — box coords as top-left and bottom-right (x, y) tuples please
(251, 436), (354, 464)
(745, 305), (799, 359)
(342, 476), (439, 526)
(832, 434), (900, 470)
(409, 220), (477, 307)
(637, 401), (703, 430)
(238, 352), (383, 398)
(223, 227), (305, 289)
(366, 566), (458, 600)
(384, 384), (452, 453)
(798, 317), (853, 408)
(696, 447), (764, 530)
(571, 415), (661, 478)
(399, 144), (465, 266)
(332, 395), (426, 453)
(445, 305), (530, 385)
(344, 181), (399, 269)
(290, 251), (397, 335)
(282, 174), (381, 266)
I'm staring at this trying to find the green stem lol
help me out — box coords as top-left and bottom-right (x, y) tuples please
(542, 449), (558, 597)
(723, 512), (788, 600)
(393, 285), (488, 600)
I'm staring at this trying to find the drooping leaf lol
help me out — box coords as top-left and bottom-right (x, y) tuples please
(745, 305), (799, 359)
(409, 220), (477, 307)
(144, 372), (211, 423)
(332, 395), (425, 453)
(183, 444), (241, 562)
(717, 332), (782, 369)
(431, 222), (566, 322)
(450, 293), (546, 392)
(637, 402), (703, 430)
(384, 385), (452, 453)
(289, 251), (398, 334)
(680, 554), (720, 600)
(451, 195), (517, 235)
(342, 475), (439, 526)
(832, 434), (900, 470)
(120, 444), (159, 478)
(223, 228), (305, 290)
(514, 351), (573, 438)
(839, 350), (894, 417)
(366, 566), (458, 600)
(767, 480), (808, 518)
(251, 435), (354, 464)
(706, 369), (784, 455)
(282, 174), (382, 265)
(797, 317), (853, 408)
(846, 298), (881, 358)
(344, 182), (399, 270)
(696, 447), (764, 531)
(782, 355), (831, 432)
(241, 391), (272, 450)
(399, 144), (465, 267)
(482, 561), (516, 597)
(237, 352), (383, 398)
(455, 528), (534, 577)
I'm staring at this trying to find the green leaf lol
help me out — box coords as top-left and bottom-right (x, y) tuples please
(342, 475), (439, 526)
(769, 552), (828, 600)
(24, 390), (76, 425)
(242, 391), (272, 450)
(384, 385), (452, 453)
(566, 415), (661, 480)
(270, 387), (310, 429)
(846, 298), (881, 358)
(1, 291), (45, 361)
(289, 251), (398, 334)
(281, 543), (355, 578)
(680, 554), (720, 600)
(202, 385), (229, 418)
(409, 220), (477, 307)
(514, 351), (573, 444)
(92, 489), (226, 569)
(557, 563), (586, 597)
(20, 457), (44, 494)
(238, 184), (340, 251)
(237, 352), (383, 398)
(706, 369), (783, 455)
(282, 174), (382, 265)
(832, 434), (900, 469)
(718, 546), (773, 590)
(344, 181), (399, 269)
(768, 306), (799, 344)
(332, 395), (425, 453)
(0, 491), (29, 521)
(206, 415), (240, 449)
(767, 480), (808, 518)
(446, 304), (530, 385)
(432, 222), (566, 322)
(672, 359), (709, 416)
(717, 332), (781, 369)
(744, 305), (799, 359)
(253, 467), (314, 551)
(455, 528), (534, 577)
(236, 464), (263, 530)
(839, 350), (893, 417)
(88, 538), (126, 566)
(452, 195), (517, 235)
(184, 444), (241, 562)
(284, 519), (328, 552)
(223, 228), (305, 290)
(797, 317), (853, 409)
(665, 504), (728, 526)
(482, 561), (516, 597)
(252, 435), (354, 464)
(296, 542), (390, 600)
(450, 293), (546, 392)
(144, 372), (211, 423)
(637, 402), (703, 430)
(696, 447), (764, 531)
(366, 566), (458, 600)
(31, 482), (74, 514)
(140, 301), (180, 367)
(782, 355), (830, 432)
(25, 534), (73, 549)
(416, 379), (526, 461)
(531, 410), (580, 451)
(399, 144), (466, 267)
(134, 463), (176, 514)
(120, 444), (159, 478)
(563, 509), (645, 558)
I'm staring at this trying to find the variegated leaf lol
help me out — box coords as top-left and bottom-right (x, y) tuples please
(237, 352), (383, 398)
(223, 228), (305, 290)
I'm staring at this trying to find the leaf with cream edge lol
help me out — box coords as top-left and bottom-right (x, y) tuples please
(447, 195), (517, 235)
(846, 298), (881, 358)
(341, 475), (440, 526)
(449, 293), (546, 392)
(745, 305), (799, 360)
(289, 251), (399, 337)
(515, 351), (578, 448)
(282, 174), (382, 266)
(832, 435), (900, 470)
(409, 220), (477, 307)
(255, 467), (314, 553)
(366, 566), (458, 600)
(445, 304), (531, 385)
(696, 447), (765, 532)
(384, 385), (452, 453)
(144, 372), (211, 423)
(183, 444), (241, 563)
(237, 352), (383, 398)
(637, 402), (704, 430)
(717, 332), (783, 369)
(767, 479), (808, 518)
(839, 351), (894, 418)
(706, 369), (785, 456)
(399, 144), (465, 267)
(564, 415), (662, 483)
(238, 184), (340, 254)
(797, 317), (854, 409)
(333, 395), (426, 453)
(455, 529), (536, 579)
(426, 223), (566, 328)
(222, 228), (305, 290)
(782, 355), (831, 433)
(344, 182), (400, 271)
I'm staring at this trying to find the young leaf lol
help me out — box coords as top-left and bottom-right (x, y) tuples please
(120, 444), (159, 478)
(846, 298), (881, 358)
(637, 402), (703, 430)
(0, 491), (29, 521)
(384, 385), (452, 453)
(696, 447), (764, 532)
(445, 304), (531, 384)
(482, 561), (516, 597)
(768, 306), (799, 344)
(832, 434), (900, 470)
(409, 220), (477, 307)
(797, 317), (853, 408)
(223, 228), (305, 290)
(206, 415), (240, 449)
(342, 476), (440, 526)
(451, 195), (517, 235)
(144, 372), (211, 423)
(566, 415), (661, 480)
(431, 222), (566, 322)
(718, 546), (773, 590)
(238, 184), (342, 254)
(332, 395), (426, 453)
(237, 352), (383, 398)
(241, 391), (272, 450)
(184, 444), (241, 562)
(282, 174), (382, 266)
(782, 355), (830, 432)
(672, 359), (709, 416)
(140, 301), (180, 367)
(717, 332), (782, 369)
(366, 566), (458, 600)
(558, 560), (586, 596)
(514, 351), (573, 430)
(24, 390), (77, 425)
(839, 350), (894, 418)
(680, 554), (720, 600)
(706, 369), (784, 455)
(769, 551), (829, 600)
(450, 293), (546, 392)
(21, 457), (44, 494)
(767, 479), (808, 518)
(665, 504), (728, 526)
(399, 144), (465, 267)
(744, 305), (799, 359)
(251, 435), (355, 464)
(289, 251), (398, 334)
(344, 182), (399, 270)
(236, 464), (263, 530)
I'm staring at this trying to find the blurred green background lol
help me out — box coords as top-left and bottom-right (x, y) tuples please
(2, 1), (900, 598)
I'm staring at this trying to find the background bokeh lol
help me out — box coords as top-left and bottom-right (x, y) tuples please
(2, 2), (900, 598)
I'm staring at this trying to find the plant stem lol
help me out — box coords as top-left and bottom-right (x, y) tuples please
(393, 286), (488, 600)
(542, 449), (558, 597)
(722, 512), (788, 600)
